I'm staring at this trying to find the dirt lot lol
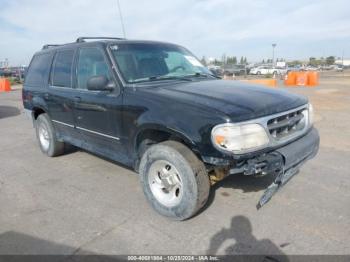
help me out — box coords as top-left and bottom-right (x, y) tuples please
(0, 72), (349, 256)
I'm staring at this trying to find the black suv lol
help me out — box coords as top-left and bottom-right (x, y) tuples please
(23, 37), (319, 220)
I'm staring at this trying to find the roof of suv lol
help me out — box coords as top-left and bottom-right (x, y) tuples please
(37, 37), (176, 55)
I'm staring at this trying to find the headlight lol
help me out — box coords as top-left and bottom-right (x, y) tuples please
(308, 103), (314, 126)
(211, 123), (269, 154)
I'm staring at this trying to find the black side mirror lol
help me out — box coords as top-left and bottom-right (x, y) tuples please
(87, 75), (115, 91)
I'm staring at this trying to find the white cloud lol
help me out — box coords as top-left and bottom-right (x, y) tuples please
(0, 0), (349, 65)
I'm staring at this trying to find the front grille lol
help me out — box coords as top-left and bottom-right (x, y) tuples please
(267, 108), (307, 140)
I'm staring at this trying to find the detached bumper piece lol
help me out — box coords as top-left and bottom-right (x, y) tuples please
(257, 128), (320, 209)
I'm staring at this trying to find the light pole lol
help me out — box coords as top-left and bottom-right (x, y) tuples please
(272, 43), (276, 65)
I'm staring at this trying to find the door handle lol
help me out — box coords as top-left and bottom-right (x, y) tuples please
(74, 96), (81, 103)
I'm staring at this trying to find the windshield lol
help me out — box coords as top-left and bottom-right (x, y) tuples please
(109, 43), (212, 83)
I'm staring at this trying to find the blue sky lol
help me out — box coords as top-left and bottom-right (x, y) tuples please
(0, 0), (349, 65)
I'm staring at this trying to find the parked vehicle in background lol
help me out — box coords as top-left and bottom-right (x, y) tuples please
(286, 65), (302, 74)
(276, 67), (288, 75)
(336, 65), (344, 72)
(249, 66), (280, 75)
(208, 65), (223, 77)
(0, 66), (26, 79)
(0, 68), (12, 77)
(305, 66), (319, 71)
(22, 37), (319, 220)
(320, 65), (334, 71)
(223, 64), (246, 76)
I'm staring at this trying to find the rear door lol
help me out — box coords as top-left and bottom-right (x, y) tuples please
(47, 49), (81, 144)
(72, 46), (127, 163)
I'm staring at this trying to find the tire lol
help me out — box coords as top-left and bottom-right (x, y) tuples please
(35, 113), (64, 157)
(257, 71), (261, 75)
(139, 141), (210, 220)
(273, 71), (277, 76)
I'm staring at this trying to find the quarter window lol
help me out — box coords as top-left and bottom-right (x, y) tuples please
(76, 48), (111, 89)
(25, 53), (52, 86)
(51, 50), (75, 87)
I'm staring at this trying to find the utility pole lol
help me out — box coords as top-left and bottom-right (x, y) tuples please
(342, 49), (344, 77)
(272, 43), (276, 66)
(117, 0), (126, 38)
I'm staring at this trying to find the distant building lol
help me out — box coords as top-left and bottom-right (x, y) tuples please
(276, 61), (286, 68)
(335, 59), (350, 66)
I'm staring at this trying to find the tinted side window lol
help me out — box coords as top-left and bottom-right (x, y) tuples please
(77, 48), (111, 89)
(25, 53), (52, 86)
(51, 50), (75, 87)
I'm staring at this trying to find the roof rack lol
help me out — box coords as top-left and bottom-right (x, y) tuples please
(42, 44), (60, 50)
(76, 37), (125, 43)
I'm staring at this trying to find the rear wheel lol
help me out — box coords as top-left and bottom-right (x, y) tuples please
(139, 141), (210, 220)
(257, 71), (261, 75)
(35, 113), (64, 157)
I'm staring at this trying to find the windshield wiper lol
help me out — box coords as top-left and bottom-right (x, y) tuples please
(183, 72), (219, 79)
(133, 75), (193, 83)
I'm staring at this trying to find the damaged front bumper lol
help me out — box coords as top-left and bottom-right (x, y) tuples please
(230, 127), (320, 208)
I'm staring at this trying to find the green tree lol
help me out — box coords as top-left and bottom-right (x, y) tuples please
(200, 56), (207, 66)
(326, 56), (335, 65)
(244, 57), (247, 64)
(290, 60), (303, 66)
(222, 54), (227, 65)
(226, 56), (237, 65)
(309, 57), (317, 66)
(233, 56), (237, 64)
(213, 59), (222, 66)
(240, 56), (244, 64)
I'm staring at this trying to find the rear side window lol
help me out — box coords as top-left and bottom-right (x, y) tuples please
(25, 53), (52, 86)
(51, 50), (75, 87)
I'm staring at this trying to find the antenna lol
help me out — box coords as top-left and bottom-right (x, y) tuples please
(117, 0), (126, 38)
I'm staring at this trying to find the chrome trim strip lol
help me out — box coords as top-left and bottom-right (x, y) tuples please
(52, 120), (120, 140)
(76, 126), (120, 141)
(49, 85), (100, 93)
(52, 120), (74, 128)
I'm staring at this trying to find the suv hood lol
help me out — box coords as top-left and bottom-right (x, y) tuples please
(150, 79), (308, 122)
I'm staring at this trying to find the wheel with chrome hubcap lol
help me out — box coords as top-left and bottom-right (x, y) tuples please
(38, 123), (50, 151)
(35, 113), (64, 157)
(148, 160), (183, 207)
(139, 141), (210, 220)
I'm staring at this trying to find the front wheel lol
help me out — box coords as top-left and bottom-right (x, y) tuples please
(139, 141), (210, 220)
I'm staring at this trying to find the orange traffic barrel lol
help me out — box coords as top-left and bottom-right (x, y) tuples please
(241, 79), (277, 88)
(295, 72), (308, 86)
(307, 71), (319, 86)
(0, 78), (11, 92)
(284, 71), (297, 86)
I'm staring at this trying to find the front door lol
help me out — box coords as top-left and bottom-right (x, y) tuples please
(73, 47), (127, 164)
